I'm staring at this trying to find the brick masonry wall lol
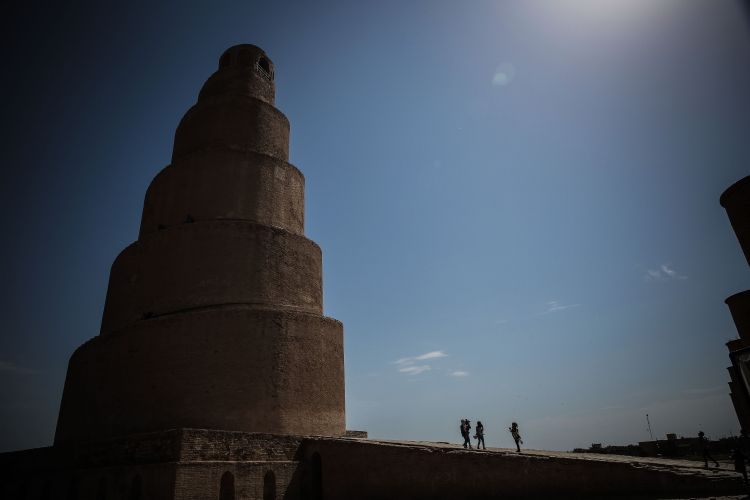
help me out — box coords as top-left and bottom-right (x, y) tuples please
(139, 151), (305, 238)
(55, 309), (344, 444)
(100, 221), (323, 335)
(3, 430), (746, 499)
(177, 430), (303, 462)
(302, 438), (745, 499)
(174, 462), (299, 500)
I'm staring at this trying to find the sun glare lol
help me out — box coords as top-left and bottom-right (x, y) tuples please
(530, 0), (669, 31)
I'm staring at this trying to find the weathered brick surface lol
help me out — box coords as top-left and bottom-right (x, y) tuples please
(4, 430), (747, 499)
(139, 152), (305, 238)
(100, 221), (324, 335)
(302, 438), (746, 499)
(199, 45), (276, 106)
(177, 429), (303, 462)
(1, 429), (307, 500)
(56, 309), (344, 444)
(174, 462), (300, 500)
(173, 96), (290, 163)
(0, 437), (178, 500)
(72, 430), (182, 467)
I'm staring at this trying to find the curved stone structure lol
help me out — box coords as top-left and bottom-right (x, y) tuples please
(726, 290), (750, 340)
(721, 176), (750, 434)
(54, 44), (345, 444)
(721, 176), (750, 267)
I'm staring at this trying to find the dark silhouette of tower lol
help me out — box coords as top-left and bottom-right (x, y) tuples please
(55, 44), (345, 444)
(721, 176), (750, 431)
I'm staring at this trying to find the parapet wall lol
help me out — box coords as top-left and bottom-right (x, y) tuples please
(301, 438), (744, 499)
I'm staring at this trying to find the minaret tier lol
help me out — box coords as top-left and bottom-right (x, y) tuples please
(101, 221), (324, 335)
(721, 176), (750, 267)
(139, 151), (305, 238)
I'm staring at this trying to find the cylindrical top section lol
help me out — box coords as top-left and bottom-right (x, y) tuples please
(199, 44), (275, 105)
(721, 176), (750, 267)
(171, 44), (290, 163)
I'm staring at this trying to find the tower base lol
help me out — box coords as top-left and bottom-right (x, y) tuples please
(1, 428), (745, 499)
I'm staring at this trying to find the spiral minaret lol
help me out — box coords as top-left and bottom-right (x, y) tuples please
(54, 45), (345, 444)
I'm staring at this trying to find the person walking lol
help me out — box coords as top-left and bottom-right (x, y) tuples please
(461, 419), (473, 449)
(698, 431), (720, 468)
(509, 422), (522, 452)
(475, 421), (486, 450)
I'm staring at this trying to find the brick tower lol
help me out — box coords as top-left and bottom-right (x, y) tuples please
(54, 44), (345, 444)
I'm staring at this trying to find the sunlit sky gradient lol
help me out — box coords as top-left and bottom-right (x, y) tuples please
(2, 0), (750, 452)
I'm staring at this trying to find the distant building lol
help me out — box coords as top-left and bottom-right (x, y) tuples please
(720, 177), (750, 432)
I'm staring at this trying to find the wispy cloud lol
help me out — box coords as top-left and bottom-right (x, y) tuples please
(541, 300), (580, 315)
(393, 350), (448, 376)
(0, 361), (37, 375)
(492, 62), (516, 87)
(399, 365), (431, 375)
(415, 351), (447, 361)
(394, 350), (447, 366)
(645, 264), (687, 281)
(450, 370), (470, 377)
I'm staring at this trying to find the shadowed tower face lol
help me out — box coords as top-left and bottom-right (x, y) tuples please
(721, 176), (750, 432)
(54, 44), (345, 444)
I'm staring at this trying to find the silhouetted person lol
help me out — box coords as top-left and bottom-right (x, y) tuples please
(509, 422), (522, 452)
(475, 421), (486, 450)
(698, 431), (719, 468)
(732, 448), (748, 484)
(461, 419), (473, 449)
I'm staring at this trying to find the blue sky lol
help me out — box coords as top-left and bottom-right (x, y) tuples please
(1, 0), (750, 452)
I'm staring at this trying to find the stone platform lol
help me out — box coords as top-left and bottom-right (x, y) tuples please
(1, 429), (746, 499)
